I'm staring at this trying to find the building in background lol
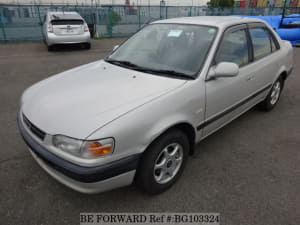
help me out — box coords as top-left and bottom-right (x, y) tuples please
(233, 0), (250, 7)
(290, 0), (298, 7)
(124, 0), (136, 15)
(234, 0), (300, 7)
(257, 0), (267, 7)
(240, 0), (247, 7)
(250, 0), (258, 6)
(274, 0), (283, 6)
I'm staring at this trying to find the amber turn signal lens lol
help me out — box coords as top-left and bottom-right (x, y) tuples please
(87, 142), (112, 156)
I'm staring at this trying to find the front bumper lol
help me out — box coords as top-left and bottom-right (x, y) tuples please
(17, 113), (140, 193)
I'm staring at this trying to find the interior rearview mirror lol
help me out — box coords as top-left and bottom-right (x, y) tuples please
(113, 45), (119, 51)
(207, 62), (239, 80)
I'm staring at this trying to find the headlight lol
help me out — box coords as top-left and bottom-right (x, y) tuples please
(53, 135), (114, 158)
(53, 135), (82, 156)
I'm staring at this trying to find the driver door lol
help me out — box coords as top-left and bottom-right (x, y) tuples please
(202, 24), (256, 137)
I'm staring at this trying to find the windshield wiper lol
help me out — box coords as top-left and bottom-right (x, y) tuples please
(105, 59), (141, 69)
(146, 69), (194, 80)
(105, 58), (194, 80)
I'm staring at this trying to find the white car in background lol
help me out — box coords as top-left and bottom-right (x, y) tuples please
(42, 11), (91, 51)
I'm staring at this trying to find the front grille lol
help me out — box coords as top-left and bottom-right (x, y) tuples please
(22, 114), (46, 141)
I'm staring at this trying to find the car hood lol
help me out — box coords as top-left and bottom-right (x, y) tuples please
(21, 60), (186, 139)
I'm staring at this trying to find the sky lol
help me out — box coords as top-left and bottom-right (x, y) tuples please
(0, 0), (208, 6)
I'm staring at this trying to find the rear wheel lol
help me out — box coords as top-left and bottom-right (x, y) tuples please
(135, 129), (189, 194)
(259, 76), (284, 111)
(47, 45), (54, 51)
(85, 43), (91, 50)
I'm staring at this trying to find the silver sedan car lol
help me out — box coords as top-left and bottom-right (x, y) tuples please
(43, 11), (91, 51)
(18, 16), (293, 194)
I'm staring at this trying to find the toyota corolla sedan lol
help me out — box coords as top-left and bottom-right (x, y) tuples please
(18, 16), (293, 194)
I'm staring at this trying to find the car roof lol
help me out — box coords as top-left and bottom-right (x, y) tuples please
(152, 16), (265, 28)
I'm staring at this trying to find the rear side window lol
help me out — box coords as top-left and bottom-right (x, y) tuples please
(249, 28), (272, 59)
(215, 29), (249, 67)
(51, 19), (84, 25)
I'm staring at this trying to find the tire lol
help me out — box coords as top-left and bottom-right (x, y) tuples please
(135, 129), (189, 194)
(47, 45), (54, 51)
(259, 76), (284, 111)
(85, 43), (91, 50)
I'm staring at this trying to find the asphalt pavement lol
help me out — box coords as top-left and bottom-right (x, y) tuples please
(0, 39), (299, 225)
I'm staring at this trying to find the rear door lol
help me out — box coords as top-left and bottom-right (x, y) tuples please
(51, 19), (84, 36)
(246, 23), (281, 92)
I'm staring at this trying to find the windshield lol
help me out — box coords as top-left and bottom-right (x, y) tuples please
(106, 23), (218, 78)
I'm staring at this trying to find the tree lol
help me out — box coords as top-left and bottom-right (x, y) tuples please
(207, 0), (234, 7)
(105, 10), (121, 37)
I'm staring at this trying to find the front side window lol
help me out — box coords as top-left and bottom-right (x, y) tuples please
(215, 29), (249, 67)
(107, 24), (218, 78)
(249, 28), (272, 60)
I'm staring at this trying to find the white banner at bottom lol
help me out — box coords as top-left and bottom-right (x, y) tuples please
(80, 213), (220, 225)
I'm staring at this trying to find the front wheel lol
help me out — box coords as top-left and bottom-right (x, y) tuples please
(259, 77), (284, 111)
(135, 129), (189, 194)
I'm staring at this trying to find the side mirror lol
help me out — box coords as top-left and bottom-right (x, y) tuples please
(113, 45), (119, 51)
(38, 21), (43, 26)
(207, 62), (239, 80)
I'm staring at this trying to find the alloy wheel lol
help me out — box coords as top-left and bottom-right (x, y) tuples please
(153, 143), (183, 184)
